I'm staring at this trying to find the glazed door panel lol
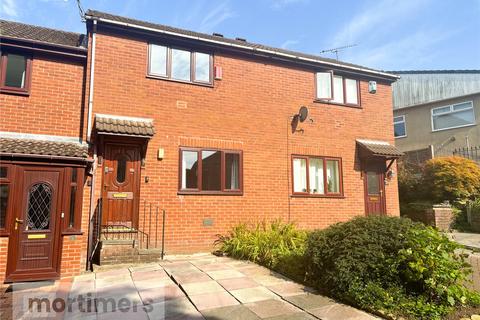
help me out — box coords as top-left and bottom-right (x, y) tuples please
(364, 162), (387, 215)
(102, 143), (141, 228)
(6, 167), (63, 282)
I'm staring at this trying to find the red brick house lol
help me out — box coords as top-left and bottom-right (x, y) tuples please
(0, 10), (403, 282)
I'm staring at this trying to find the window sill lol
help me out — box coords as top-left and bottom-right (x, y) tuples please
(313, 99), (362, 109)
(1, 88), (30, 96)
(291, 194), (345, 199)
(394, 135), (407, 139)
(146, 74), (214, 88)
(178, 190), (243, 196)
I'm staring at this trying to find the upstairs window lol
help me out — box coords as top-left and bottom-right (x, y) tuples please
(431, 101), (475, 131)
(394, 115), (407, 138)
(148, 44), (212, 84)
(0, 52), (32, 94)
(316, 71), (360, 106)
(179, 148), (242, 194)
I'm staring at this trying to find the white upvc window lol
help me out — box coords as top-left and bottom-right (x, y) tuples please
(315, 71), (359, 106)
(431, 101), (475, 131)
(394, 115), (407, 138)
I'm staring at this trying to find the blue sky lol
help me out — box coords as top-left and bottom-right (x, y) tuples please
(1, 0), (479, 70)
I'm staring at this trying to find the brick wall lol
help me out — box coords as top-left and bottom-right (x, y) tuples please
(89, 30), (400, 253)
(0, 51), (89, 281)
(0, 53), (86, 138)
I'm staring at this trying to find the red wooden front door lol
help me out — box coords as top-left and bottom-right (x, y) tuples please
(6, 166), (64, 282)
(102, 142), (141, 228)
(364, 163), (386, 215)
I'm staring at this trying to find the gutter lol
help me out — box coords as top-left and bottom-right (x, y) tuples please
(0, 153), (92, 162)
(0, 35), (88, 53)
(86, 20), (97, 143)
(84, 15), (399, 81)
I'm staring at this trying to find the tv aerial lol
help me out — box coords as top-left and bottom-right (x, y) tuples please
(320, 44), (358, 60)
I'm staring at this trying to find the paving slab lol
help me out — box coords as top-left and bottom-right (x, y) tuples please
(198, 263), (232, 271)
(283, 293), (337, 310)
(171, 271), (212, 284)
(265, 312), (317, 320)
(245, 299), (301, 319)
(146, 297), (203, 320)
(217, 277), (259, 291)
(96, 275), (133, 289)
(97, 307), (150, 320)
(267, 282), (315, 297)
(131, 269), (169, 281)
(189, 291), (239, 311)
(138, 285), (185, 305)
(180, 281), (225, 295)
(309, 303), (379, 320)
(229, 286), (279, 303)
(251, 274), (290, 286)
(206, 269), (246, 280)
(201, 305), (261, 320)
(133, 277), (176, 291)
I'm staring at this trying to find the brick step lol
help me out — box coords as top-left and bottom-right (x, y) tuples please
(98, 240), (162, 265)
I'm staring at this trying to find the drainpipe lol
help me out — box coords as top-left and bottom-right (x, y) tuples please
(86, 19), (97, 143)
(86, 20), (98, 270)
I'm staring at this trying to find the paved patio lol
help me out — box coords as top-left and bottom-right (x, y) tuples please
(0, 254), (379, 320)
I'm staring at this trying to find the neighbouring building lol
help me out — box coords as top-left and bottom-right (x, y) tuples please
(0, 20), (90, 282)
(392, 70), (480, 164)
(0, 10), (403, 282)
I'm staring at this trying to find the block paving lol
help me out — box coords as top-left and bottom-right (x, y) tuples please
(0, 254), (380, 319)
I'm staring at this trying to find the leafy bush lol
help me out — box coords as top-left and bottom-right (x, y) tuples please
(306, 216), (479, 319)
(215, 220), (307, 281)
(423, 156), (480, 205)
(398, 165), (425, 204)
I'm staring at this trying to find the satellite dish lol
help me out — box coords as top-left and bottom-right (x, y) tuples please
(298, 106), (309, 122)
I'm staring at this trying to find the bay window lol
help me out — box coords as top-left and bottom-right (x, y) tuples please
(292, 156), (343, 196)
(179, 148), (242, 194)
(316, 71), (360, 106)
(148, 44), (212, 84)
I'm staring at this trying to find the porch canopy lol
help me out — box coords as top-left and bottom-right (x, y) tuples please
(356, 139), (404, 172)
(0, 137), (89, 161)
(95, 114), (155, 138)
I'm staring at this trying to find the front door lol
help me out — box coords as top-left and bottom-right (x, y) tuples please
(6, 166), (64, 282)
(364, 162), (387, 215)
(102, 142), (141, 228)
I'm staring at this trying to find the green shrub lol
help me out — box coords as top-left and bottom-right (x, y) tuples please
(306, 216), (479, 319)
(423, 156), (480, 205)
(215, 220), (307, 281)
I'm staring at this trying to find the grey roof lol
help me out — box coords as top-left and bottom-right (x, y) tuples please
(0, 137), (89, 159)
(392, 71), (480, 109)
(85, 10), (397, 80)
(95, 115), (155, 137)
(0, 19), (87, 49)
(391, 70), (480, 75)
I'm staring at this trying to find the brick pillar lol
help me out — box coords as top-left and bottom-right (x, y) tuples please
(428, 204), (453, 231)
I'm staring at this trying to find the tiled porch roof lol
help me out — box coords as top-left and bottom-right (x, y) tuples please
(0, 137), (88, 159)
(95, 114), (155, 137)
(356, 139), (404, 158)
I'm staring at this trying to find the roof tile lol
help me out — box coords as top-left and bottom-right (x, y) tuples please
(95, 115), (155, 137)
(0, 138), (88, 159)
(1, 19), (86, 49)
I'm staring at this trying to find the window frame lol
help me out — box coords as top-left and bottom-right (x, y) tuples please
(394, 115), (407, 138)
(291, 155), (344, 198)
(0, 51), (32, 95)
(178, 147), (243, 195)
(147, 43), (214, 86)
(0, 164), (14, 236)
(62, 167), (84, 235)
(315, 71), (361, 108)
(430, 101), (476, 132)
